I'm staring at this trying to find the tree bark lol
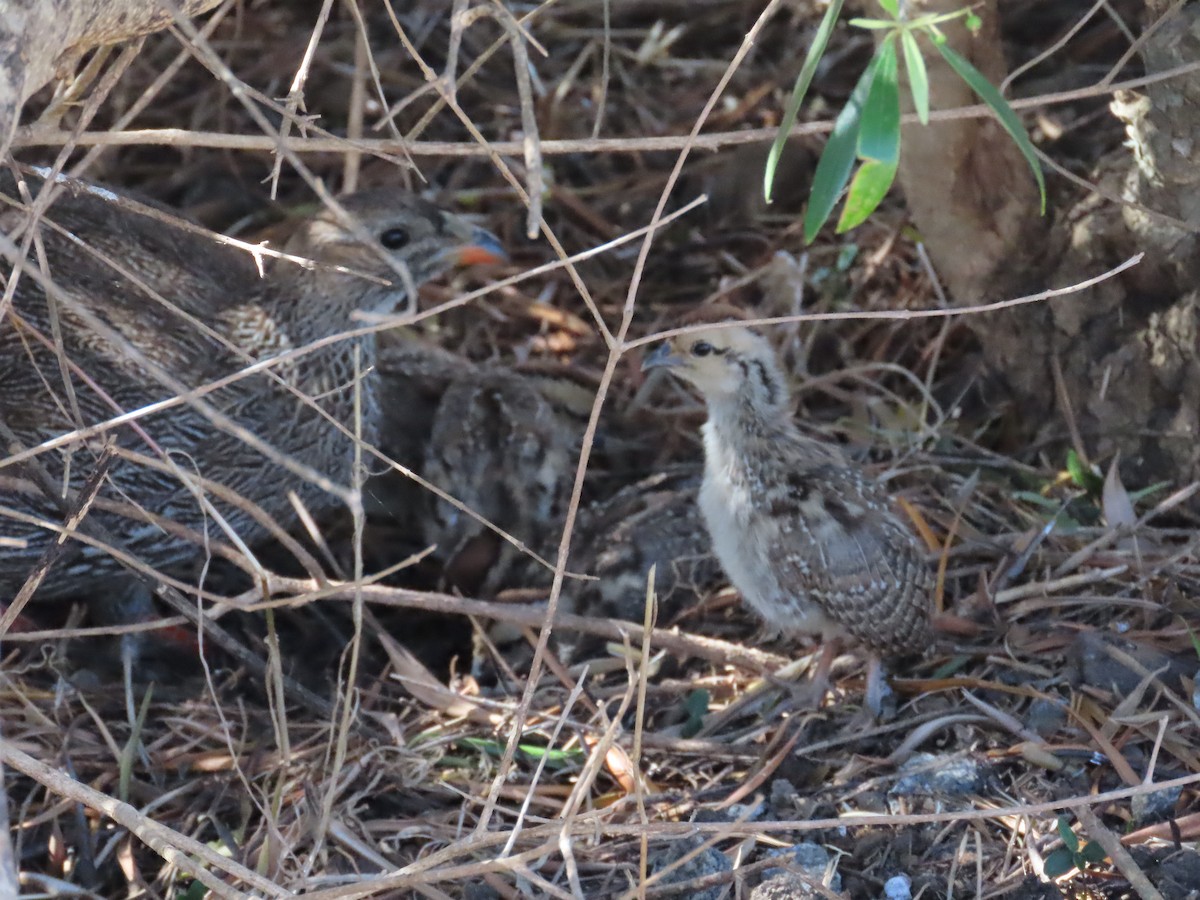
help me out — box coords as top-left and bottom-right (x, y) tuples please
(1044, 1), (1200, 482)
(883, 0), (1047, 305)
(878, 0), (1200, 486)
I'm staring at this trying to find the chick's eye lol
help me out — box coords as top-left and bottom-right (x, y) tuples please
(691, 341), (714, 357)
(380, 227), (410, 250)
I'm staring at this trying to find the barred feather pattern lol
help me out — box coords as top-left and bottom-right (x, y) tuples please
(649, 314), (931, 656)
(700, 410), (931, 654)
(0, 175), (494, 600)
(421, 370), (575, 596)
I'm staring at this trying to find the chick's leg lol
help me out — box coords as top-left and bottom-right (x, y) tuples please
(863, 654), (896, 720)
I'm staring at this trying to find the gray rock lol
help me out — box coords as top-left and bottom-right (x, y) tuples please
(890, 752), (985, 798)
(762, 842), (839, 892)
(650, 834), (731, 900)
(751, 872), (820, 900)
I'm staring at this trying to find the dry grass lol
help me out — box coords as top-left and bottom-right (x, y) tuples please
(3, 1), (1200, 898)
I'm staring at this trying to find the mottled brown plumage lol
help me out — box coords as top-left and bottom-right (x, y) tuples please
(559, 469), (721, 660)
(642, 306), (931, 673)
(370, 332), (595, 599)
(0, 172), (503, 602)
(422, 364), (586, 596)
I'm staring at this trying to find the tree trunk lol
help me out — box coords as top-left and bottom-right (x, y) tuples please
(1048, 1), (1200, 483)
(885, 0), (1047, 305)
(882, 0), (1200, 486)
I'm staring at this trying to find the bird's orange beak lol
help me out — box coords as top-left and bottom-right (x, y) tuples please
(453, 226), (508, 267)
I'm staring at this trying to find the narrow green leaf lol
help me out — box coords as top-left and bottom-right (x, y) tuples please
(835, 243), (859, 272)
(1011, 491), (1062, 510)
(764, 0), (845, 202)
(803, 54), (878, 243)
(933, 41), (1046, 213)
(876, 0), (900, 17)
(1043, 847), (1076, 878)
(858, 40), (900, 163)
(1065, 450), (1103, 495)
(837, 158), (898, 232)
(908, 11), (966, 31)
(1057, 816), (1080, 852)
(119, 682), (154, 803)
(460, 737), (581, 767)
(848, 18), (896, 30)
(1127, 480), (1170, 503)
(901, 31), (929, 124)
(1186, 624), (1200, 660)
(682, 688), (710, 738)
(930, 654), (972, 679)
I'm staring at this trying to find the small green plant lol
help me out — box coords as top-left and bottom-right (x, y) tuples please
(1064, 449), (1104, 499)
(177, 880), (209, 900)
(680, 688), (710, 738)
(765, 1), (1046, 243)
(457, 736), (583, 770)
(1043, 815), (1107, 877)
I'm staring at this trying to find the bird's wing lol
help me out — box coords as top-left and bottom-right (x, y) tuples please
(765, 463), (931, 653)
(1, 177), (264, 420)
(2, 173), (258, 324)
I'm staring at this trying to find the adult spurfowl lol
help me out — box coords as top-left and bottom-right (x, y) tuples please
(0, 173), (505, 608)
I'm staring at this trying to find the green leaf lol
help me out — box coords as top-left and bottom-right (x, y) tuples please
(681, 688), (710, 738)
(930, 654), (972, 679)
(835, 243), (859, 272)
(459, 737), (581, 768)
(1065, 450), (1103, 495)
(1012, 491), (1061, 510)
(1079, 842), (1107, 865)
(177, 881), (209, 900)
(1057, 816), (1080, 852)
(1186, 624), (1200, 661)
(803, 54), (879, 243)
(1127, 480), (1170, 503)
(119, 682), (154, 804)
(764, 0), (845, 202)
(1065, 450), (1087, 488)
(901, 31), (929, 124)
(848, 18), (896, 30)
(1065, 450), (1095, 491)
(858, 40), (900, 163)
(837, 158), (898, 232)
(932, 41), (1046, 213)
(876, 0), (900, 17)
(1043, 846), (1076, 878)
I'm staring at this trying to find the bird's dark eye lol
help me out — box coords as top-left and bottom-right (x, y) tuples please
(380, 227), (410, 250)
(692, 341), (714, 357)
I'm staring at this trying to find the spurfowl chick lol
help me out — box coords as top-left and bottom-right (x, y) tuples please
(371, 333), (596, 602)
(560, 469), (721, 663)
(421, 362), (595, 597)
(0, 173), (504, 606)
(642, 305), (931, 711)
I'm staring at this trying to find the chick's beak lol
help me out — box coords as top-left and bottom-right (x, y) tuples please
(641, 342), (683, 372)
